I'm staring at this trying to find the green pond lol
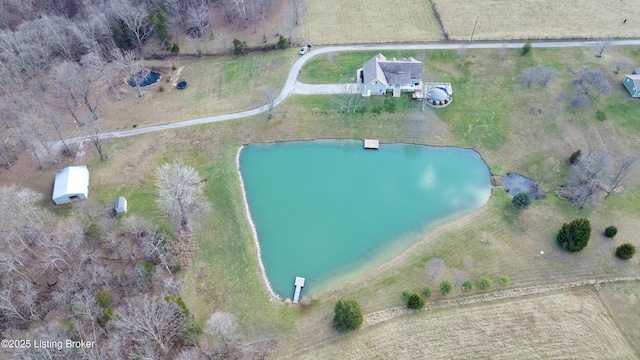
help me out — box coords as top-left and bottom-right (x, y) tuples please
(239, 140), (491, 300)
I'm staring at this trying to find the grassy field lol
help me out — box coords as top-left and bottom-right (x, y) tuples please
(293, 288), (637, 359)
(3, 45), (640, 357)
(97, 49), (298, 131)
(303, 0), (640, 44)
(304, 0), (444, 45)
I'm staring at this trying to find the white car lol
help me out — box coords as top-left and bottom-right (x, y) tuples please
(299, 45), (309, 55)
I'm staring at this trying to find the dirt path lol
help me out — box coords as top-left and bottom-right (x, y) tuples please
(363, 276), (640, 328)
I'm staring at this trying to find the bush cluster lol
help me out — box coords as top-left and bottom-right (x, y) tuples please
(440, 280), (452, 295)
(616, 243), (636, 260)
(604, 226), (618, 238)
(512, 192), (531, 209)
(333, 300), (363, 333)
(407, 293), (425, 309)
(557, 218), (591, 252)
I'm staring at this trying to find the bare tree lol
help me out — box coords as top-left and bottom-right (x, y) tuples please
(205, 311), (240, 357)
(569, 66), (611, 108)
(111, 48), (148, 98)
(186, 0), (213, 39)
(604, 153), (638, 199)
(519, 65), (557, 87)
(231, 0), (249, 28)
(261, 86), (278, 119)
(108, 0), (152, 49)
(558, 150), (613, 208)
(594, 38), (613, 58)
(610, 57), (634, 74)
(81, 51), (122, 101)
(290, 0), (305, 25)
(155, 161), (209, 233)
(333, 84), (365, 113)
(114, 295), (188, 355)
(84, 116), (108, 162)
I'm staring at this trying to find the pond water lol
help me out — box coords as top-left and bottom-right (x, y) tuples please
(128, 71), (161, 87)
(239, 140), (492, 300)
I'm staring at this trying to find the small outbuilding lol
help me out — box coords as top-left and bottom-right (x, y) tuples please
(623, 74), (640, 98)
(52, 166), (90, 205)
(114, 196), (128, 215)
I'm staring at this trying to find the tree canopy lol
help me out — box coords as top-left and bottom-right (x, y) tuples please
(333, 299), (363, 333)
(557, 218), (591, 252)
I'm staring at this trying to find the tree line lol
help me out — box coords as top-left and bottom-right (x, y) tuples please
(0, 0), (306, 170)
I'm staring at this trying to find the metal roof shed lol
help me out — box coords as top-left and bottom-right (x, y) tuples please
(114, 196), (128, 214)
(52, 166), (90, 205)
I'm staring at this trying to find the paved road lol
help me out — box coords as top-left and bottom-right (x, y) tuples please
(61, 39), (640, 145)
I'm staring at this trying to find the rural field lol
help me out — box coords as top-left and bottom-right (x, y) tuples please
(293, 288), (637, 359)
(71, 46), (640, 358)
(304, 0), (640, 44)
(2, 44), (640, 358)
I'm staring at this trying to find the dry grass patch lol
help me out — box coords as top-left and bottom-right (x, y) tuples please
(433, 0), (640, 41)
(294, 288), (636, 359)
(304, 0), (443, 45)
(598, 282), (640, 356)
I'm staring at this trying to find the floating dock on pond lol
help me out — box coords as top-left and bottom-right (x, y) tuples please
(293, 276), (305, 304)
(364, 139), (379, 149)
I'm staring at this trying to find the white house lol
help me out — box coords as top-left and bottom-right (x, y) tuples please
(52, 166), (90, 205)
(358, 53), (423, 97)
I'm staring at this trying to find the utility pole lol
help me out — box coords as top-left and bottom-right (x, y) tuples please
(308, 22), (312, 47)
(469, 17), (478, 43)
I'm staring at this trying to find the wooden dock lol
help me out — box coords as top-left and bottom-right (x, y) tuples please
(293, 276), (305, 304)
(364, 139), (379, 149)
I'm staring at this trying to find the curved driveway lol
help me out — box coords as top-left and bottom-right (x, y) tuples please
(64, 40), (640, 144)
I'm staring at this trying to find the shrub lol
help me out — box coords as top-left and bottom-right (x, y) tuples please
(333, 300), (363, 333)
(569, 150), (582, 164)
(277, 35), (288, 49)
(158, 86), (164, 92)
(440, 280), (452, 295)
(407, 293), (425, 309)
(512, 192), (531, 209)
(421, 286), (433, 298)
(478, 276), (492, 290)
(616, 243), (636, 260)
(85, 222), (105, 245)
(233, 38), (248, 56)
(499, 276), (510, 286)
(100, 307), (114, 325)
(402, 290), (412, 300)
(522, 42), (532, 56)
(557, 218), (591, 252)
(299, 296), (313, 310)
(170, 43), (180, 54)
(604, 226), (618, 238)
(462, 280), (473, 291)
(95, 290), (113, 309)
(595, 110), (607, 122)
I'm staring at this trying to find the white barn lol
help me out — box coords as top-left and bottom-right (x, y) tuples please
(52, 166), (90, 205)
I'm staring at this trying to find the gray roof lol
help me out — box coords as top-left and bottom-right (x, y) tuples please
(626, 74), (640, 87)
(429, 87), (449, 101)
(52, 166), (89, 204)
(362, 53), (423, 86)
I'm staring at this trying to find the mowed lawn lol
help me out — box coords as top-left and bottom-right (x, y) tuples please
(303, 0), (640, 44)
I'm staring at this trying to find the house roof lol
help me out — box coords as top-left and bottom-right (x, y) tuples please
(362, 53), (423, 86)
(52, 166), (89, 201)
(625, 74), (640, 87)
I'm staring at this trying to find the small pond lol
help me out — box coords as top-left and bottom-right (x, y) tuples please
(128, 71), (161, 87)
(239, 140), (492, 299)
